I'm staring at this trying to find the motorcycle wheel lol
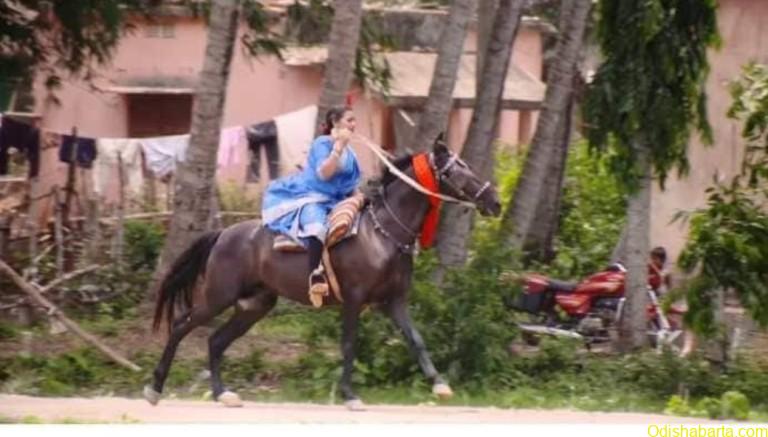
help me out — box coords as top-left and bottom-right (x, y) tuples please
(647, 319), (685, 354)
(521, 331), (541, 347)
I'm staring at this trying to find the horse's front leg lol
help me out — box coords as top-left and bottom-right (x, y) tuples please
(384, 298), (453, 399)
(339, 299), (365, 410)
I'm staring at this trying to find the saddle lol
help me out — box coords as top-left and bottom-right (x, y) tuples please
(272, 193), (366, 252)
(271, 193), (366, 308)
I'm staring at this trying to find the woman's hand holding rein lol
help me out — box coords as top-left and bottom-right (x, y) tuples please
(318, 129), (351, 180)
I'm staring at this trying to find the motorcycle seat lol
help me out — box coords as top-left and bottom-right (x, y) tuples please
(547, 279), (578, 293)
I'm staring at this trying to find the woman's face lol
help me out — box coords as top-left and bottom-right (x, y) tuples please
(336, 110), (356, 132)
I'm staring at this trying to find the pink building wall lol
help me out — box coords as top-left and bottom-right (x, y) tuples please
(26, 12), (545, 219)
(650, 0), (768, 268)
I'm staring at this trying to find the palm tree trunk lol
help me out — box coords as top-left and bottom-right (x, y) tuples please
(524, 93), (573, 261)
(411, 0), (476, 151)
(499, 0), (591, 249)
(618, 142), (652, 352)
(316, 0), (364, 134)
(153, 0), (240, 288)
(522, 0), (577, 261)
(610, 222), (629, 263)
(476, 0), (500, 89)
(435, 0), (526, 272)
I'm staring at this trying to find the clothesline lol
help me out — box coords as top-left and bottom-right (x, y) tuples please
(0, 111), (267, 145)
(0, 103), (323, 142)
(0, 105), (319, 191)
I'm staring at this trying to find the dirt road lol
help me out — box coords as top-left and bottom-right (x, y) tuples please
(0, 394), (712, 424)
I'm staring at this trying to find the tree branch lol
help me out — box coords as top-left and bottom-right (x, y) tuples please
(0, 259), (141, 372)
(39, 264), (103, 294)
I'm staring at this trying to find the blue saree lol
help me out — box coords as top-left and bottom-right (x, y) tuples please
(262, 135), (361, 244)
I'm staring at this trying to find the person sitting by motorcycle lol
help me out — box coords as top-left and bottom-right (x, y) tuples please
(649, 246), (672, 295)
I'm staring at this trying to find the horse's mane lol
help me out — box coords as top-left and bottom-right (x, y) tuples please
(379, 154), (413, 187)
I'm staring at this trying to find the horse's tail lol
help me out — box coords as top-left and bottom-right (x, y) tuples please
(152, 231), (222, 334)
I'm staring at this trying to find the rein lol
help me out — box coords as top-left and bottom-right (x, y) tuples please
(353, 135), (488, 252)
(354, 135), (477, 209)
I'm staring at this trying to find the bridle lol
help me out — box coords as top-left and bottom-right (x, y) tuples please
(431, 153), (492, 203)
(369, 150), (490, 253)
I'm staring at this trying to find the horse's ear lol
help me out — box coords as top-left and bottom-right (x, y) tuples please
(433, 133), (448, 155)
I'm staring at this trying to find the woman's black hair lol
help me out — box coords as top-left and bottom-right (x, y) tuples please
(322, 106), (352, 135)
(651, 246), (667, 265)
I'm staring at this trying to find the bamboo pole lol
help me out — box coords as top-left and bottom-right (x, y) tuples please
(53, 186), (64, 277)
(113, 152), (126, 267)
(61, 127), (79, 273)
(0, 215), (10, 259)
(24, 188), (44, 281)
(0, 259), (141, 371)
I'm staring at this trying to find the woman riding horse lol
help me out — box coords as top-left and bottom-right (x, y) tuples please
(146, 134), (501, 410)
(262, 107), (359, 303)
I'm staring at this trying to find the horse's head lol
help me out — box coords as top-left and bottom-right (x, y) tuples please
(430, 135), (501, 217)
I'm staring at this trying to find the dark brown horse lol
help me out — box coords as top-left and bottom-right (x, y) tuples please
(144, 139), (501, 410)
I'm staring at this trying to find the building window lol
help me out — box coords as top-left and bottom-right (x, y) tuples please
(144, 23), (175, 39)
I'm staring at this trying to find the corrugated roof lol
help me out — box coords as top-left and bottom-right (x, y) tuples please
(281, 46), (328, 67)
(100, 85), (194, 95)
(281, 47), (546, 109)
(375, 51), (545, 109)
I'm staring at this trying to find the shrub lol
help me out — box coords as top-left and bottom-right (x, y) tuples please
(695, 397), (721, 419)
(722, 391), (750, 421)
(124, 220), (165, 270)
(665, 395), (690, 416)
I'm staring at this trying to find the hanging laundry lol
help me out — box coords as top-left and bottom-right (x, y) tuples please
(141, 134), (189, 179)
(59, 135), (97, 168)
(41, 131), (62, 151)
(246, 119), (278, 182)
(216, 126), (246, 168)
(274, 105), (318, 176)
(93, 138), (145, 197)
(0, 115), (40, 178)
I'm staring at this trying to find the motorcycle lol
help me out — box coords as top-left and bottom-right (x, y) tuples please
(512, 262), (686, 352)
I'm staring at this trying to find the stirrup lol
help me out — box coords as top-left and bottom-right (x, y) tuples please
(308, 266), (329, 308)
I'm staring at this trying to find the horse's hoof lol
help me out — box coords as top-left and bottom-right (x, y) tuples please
(432, 383), (454, 399)
(143, 385), (161, 406)
(344, 398), (366, 411)
(218, 390), (243, 408)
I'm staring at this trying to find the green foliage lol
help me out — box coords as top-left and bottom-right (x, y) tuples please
(548, 141), (627, 278)
(694, 397), (722, 419)
(584, 0), (720, 188)
(615, 350), (715, 399)
(676, 63), (768, 335)
(722, 390), (750, 421)
(0, 0), (153, 100)
(728, 63), (768, 150)
(494, 146), (524, 207)
(0, 321), (18, 340)
(221, 349), (266, 389)
(285, 0), (333, 44)
(355, 12), (393, 97)
(283, 0), (392, 94)
(0, 349), (202, 397)
(240, 0), (286, 59)
(664, 395), (690, 416)
(124, 220), (166, 270)
(497, 142), (626, 279)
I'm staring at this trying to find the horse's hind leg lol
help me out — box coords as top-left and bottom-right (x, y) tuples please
(144, 306), (220, 405)
(208, 291), (277, 407)
(383, 298), (453, 399)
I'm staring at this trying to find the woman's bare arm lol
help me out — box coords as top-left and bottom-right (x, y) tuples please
(317, 143), (344, 180)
